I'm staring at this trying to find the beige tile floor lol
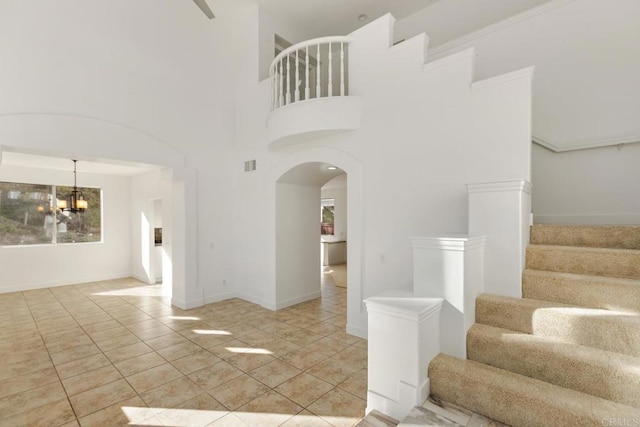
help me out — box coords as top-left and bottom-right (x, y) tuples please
(0, 270), (367, 426)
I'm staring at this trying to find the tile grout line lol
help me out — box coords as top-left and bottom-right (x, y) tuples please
(20, 287), (82, 427)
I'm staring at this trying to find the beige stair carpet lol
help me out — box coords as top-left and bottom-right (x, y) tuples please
(522, 269), (640, 314)
(467, 323), (640, 407)
(429, 354), (640, 427)
(526, 245), (640, 280)
(426, 224), (640, 425)
(530, 224), (640, 249)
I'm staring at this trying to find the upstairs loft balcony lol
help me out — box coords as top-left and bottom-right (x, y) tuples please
(267, 36), (362, 146)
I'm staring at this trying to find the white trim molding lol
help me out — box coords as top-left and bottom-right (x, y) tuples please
(533, 213), (640, 225)
(423, 47), (475, 73)
(533, 134), (640, 152)
(428, 0), (578, 58)
(472, 67), (535, 91)
(467, 180), (532, 194)
(410, 235), (487, 252)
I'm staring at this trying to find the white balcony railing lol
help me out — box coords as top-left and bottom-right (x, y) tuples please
(270, 36), (354, 112)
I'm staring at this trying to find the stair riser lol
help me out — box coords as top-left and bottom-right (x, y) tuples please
(429, 354), (640, 427)
(530, 225), (640, 250)
(476, 298), (640, 357)
(522, 270), (640, 314)
(467, 325), (640, 407)
(526, 246), (640, 280)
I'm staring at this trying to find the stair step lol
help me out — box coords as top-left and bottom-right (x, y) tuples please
(526, 245), (640, 279)
(530, 224), (640, 249)
(523, 269), (640, 314)
(467, 323), (640, 407)
(475, 294), (640, 357)
(428, 354), (640, 426)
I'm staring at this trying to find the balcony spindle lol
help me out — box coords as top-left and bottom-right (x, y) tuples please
(279, 58), (284, 108)
(286, 55), (291, 105)
(295, 50), (300, 102)
(328, 42), (333, 97)
(340, 41), (345, 96)
(316, 44), (321, 98)
(270, 36), (353, 111)
(305, 46), (310, 100)
(272, 64), (276, 110)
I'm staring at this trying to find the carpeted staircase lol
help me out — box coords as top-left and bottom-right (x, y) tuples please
(427, 224), (640, 426)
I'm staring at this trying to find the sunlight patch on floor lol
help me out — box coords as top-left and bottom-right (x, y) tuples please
(122, 406), (358, 426)
(225, 347), (273, 355)
(169, 316), (201, 321)
(92, 285), (165, 297)
(192, 329), (231, 335)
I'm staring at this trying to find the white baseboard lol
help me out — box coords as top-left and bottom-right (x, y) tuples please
(204, 292), (236, 305)
(347, 323), (368, 339)
(0, 272), (132, 295)
(274, 291), (321, 310)
(534, 213), (640, 225)
(235, 291), (269, 308)
(131, 273), (154, 284)
(171, 297), (204, 310)
(366, 379), (429, 422)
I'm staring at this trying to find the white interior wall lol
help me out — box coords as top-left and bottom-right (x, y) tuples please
(532, 143), (640, 224)
(0, 0), (244, 304)
(0, 165), (131, 292)
(393, 0), (550, 47)
(235, 14), (533, 335)
(130, 169), (163, 284)
(258, 7), (310, 81)
(275, 182), (322, 308)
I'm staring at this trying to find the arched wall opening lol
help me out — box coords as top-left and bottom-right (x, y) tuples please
(268, 147), (366, 337)
(0, 114), (197, 309)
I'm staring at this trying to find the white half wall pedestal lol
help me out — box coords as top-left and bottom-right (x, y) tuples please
(364, 293), (444, 421)
(410, 235), (487, 359)
(467, 180), (532, 298)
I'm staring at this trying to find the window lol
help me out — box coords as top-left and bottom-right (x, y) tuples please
(321, 198), (335, 235)
(0, 181), (101, 246)
(154, 228), (162, 246)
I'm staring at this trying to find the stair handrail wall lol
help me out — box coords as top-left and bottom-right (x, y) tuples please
(269, 36), (354, 112)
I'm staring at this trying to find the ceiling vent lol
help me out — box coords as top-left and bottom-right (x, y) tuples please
(244, 160), (257, 172)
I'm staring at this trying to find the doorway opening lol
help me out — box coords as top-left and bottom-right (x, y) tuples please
(275, 163), (348, 328)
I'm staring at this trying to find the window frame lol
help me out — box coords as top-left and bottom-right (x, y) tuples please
(0, 180), (103, 248)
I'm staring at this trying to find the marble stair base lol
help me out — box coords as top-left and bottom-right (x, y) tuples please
(357, 410), (399, 427)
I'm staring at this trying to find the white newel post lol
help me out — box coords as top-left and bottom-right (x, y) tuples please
(411, 236), (486, 359)
(467, 180), (532, 298)
(364, 294), (444, 421)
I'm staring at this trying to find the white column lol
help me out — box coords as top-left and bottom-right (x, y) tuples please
(294, 50), (300, 102)
(411, 235), (486, 359)
(365, 293), (443, 421)
(467, 180), (532, 298)
(161, 167), (201, 310)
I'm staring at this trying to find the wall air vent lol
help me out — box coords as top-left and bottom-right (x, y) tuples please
(244, 160), (257, 172)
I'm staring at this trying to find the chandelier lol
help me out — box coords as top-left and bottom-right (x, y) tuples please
(57, 160), (88, 213)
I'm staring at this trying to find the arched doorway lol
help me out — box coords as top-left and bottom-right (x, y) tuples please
(268, 148), (366, 337)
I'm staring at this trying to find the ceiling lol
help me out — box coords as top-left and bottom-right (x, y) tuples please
(255, 0), (441, 39)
